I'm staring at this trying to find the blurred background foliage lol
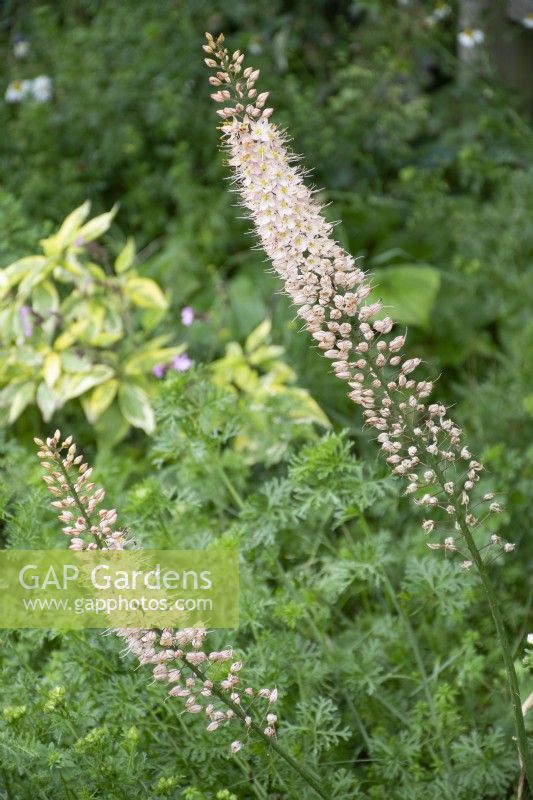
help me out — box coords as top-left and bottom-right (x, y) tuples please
(0, 0), (532, 798)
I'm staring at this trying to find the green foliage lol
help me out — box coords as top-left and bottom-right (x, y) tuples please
(0, 1), (532, 798)
(0, 368), (529, 798)
(0, 202), (182, 436)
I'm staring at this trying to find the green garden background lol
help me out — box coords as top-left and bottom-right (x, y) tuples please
(0, 1), (532, 798)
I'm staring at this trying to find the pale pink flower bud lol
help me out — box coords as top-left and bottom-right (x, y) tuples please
(402, 358), (421, 374)
(373, 317), (393, 334)
(69, 538), (85, 550)
(389, 335), (405, 352)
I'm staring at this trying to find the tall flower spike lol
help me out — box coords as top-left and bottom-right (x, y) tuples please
(34, 433), (278, 751)
(204, 32), (533, 793)
(36, 432), (329, 797)
(203, 32), (508, 560)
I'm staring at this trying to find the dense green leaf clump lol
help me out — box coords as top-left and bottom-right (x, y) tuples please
(0, 1), (532, 797)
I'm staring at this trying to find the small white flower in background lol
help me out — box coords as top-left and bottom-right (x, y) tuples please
(13, 39), (30, 59)
(522, 13), (533, 28)
(230, 740), (243, 754)
(433, 3), (450, 20)
(426, 3), (451, 26)
(5, 79), (32, 103)
(458, 28), (485, 48)
(527, 633), (533, 646)
(31, 75), (53, 103)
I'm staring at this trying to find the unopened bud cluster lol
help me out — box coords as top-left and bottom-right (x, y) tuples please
(116, 626), (278, 749)
(36, 431), (278, 753)
(205, 34), (515, 564)
(34, 431), (126, 551)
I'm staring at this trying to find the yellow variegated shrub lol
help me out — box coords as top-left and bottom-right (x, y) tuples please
(0, 202), (183, 438)
(211, 319), (330, 460)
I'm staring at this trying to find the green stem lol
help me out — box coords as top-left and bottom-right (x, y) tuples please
(458, 518), (533, 793)
(381, 570), (450, 768)
(185, 662), (329, 799)
(55, 456), (105, 547)
(217, 463), (245, 510)
(1, 767), (13, 800)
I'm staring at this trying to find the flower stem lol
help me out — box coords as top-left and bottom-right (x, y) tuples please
(55, 456), (105, 547)
(458, 518), (533, 793)
(185, 662), (329, 799)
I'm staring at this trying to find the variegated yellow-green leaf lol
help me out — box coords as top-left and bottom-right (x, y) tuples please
(123, 276), (167, 310)
(32, 281), (59, 316)
(248, 345), (285, 367)
(115, 237), (135, 274)
(43, 352), (61, 388)
(40, 201), (91, 255)
(6, 382), (35, 424)
(80, 378), (119, 423)
(57, 365), (115, 402)
(124, 344), (185, 376)
(118, 383), (155, 434)
(13, 346), (42, 368)
(284, 387), (330, 428)
(60, 351), (93, 373)
(54, 319), (89, 350)
(245, 319), (271, 353)
(17, 260), (53, 300)
(76, 205), (118, 244)
(36, 381), (57, 422)
(0, 256), (47, 300)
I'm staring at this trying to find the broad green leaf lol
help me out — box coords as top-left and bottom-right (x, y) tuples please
(115, 238), (136, 274)
(245, 319), (271, 353)
(81, 378), (119, 423)
(13, 346), (42, 368)
(370, 264), (441, 330)
(41, 201), (91, 255)
(36, 381), (57, 421)
(124, 345), (185, 376)
(124, 276), (167, 310)
(76, 205), (118, 244)
(55, 257), (83, 279)
(43, 352), (61, 387)
(248, 345), (285, 367)
(118, 383), (155, 434)
(54, 319), (89, 350)
(76, 302), (122, 347)
(0, 257), (47, 299)
(17, 261), (53, 300)
(57, 365), (115, 402)
(60, 351), (93, 373)
(86, 262), (108, 281)
(6, 382), (35, 424)
(94, 402), (130, 448)
(32, 281), (59, 316)
(232, 364), (259, 393)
